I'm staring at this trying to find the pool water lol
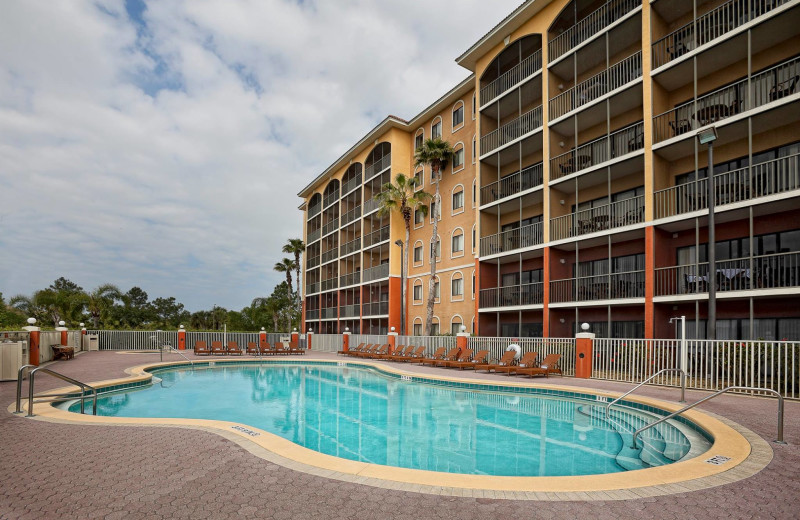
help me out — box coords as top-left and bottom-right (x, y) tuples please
(69, 364), (710, 477)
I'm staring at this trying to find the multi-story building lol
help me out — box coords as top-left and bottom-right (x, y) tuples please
(298, 0), (800, 340)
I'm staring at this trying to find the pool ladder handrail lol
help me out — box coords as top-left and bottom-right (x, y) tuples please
(632, 385), (785, 449)
(605, 368), (687, 418)
(15, 364), (98, 417)
(159, 342), (195, 366)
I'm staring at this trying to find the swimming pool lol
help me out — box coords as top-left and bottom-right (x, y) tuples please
(67, 362), (712, 477)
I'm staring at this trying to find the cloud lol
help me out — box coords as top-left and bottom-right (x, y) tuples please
(0, 0), (521, 311)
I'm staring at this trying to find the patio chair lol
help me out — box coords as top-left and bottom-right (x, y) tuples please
(365, 344), (390, 359)
(396, 346), (426, 362)
(261, 342), (278, 355)
(210, 341), (225, 355)
(451, 350), (489, 370)
(194, 341), (210, 356)
(338, 342), (364, 355)
(516, 353), (563, 378)
(274, 342), (291, 355)
(475, 350), (516, 372)
(497, 351), (538, 375)
(379, 345), (410, 360)
(246, 342), (261, 355)
(226, 341), (243, 355)
(351, 344), (379, 358)
(418, 347), (448, 365)
(437, 348), (473, 368)
(289, 341), (305, 355)
(769, 75), (798, 101)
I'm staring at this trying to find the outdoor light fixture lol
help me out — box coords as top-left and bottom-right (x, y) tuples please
(27, 317), (36, 325)
(79, 322), (85, 327)
(460, 325), (467, 332)
(696, 126), (718, 145)
(261, 327), (265, 331)
(560, 258), (566, 264)
(581, 323), (590, 331)
(344, 327), (349, 332)
(559, 141), (565, 147)
(559, 318), (565, 323)
(179, 324), (184, 329)
(559, 199), (565, 205)
(58, 320), (65, 327)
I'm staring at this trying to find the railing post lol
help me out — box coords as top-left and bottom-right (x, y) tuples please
(23, 321), (41, 366)
(177, 325), (186, 350)
(56, 321), (68, 348)
(575, 325), (595, 379)
(260, 327), (268, 351)
(457, 327), (470, 353)
(305, 330), (313, 351)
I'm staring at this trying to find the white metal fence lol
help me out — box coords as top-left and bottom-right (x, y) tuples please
(311, 334), (343, 353)
(395, 335), (458, 356)
(468, 337), (577, 376)
(88, 330), (286, 351)
(347, 334), (388, 349)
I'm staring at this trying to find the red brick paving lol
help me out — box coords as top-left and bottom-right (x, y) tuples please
(0, 351), (798, 519)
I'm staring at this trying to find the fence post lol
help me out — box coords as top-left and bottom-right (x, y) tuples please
(342, 329), (350, 353)
(306, 330), (313, 351)
(177, 325), (186, 350)
(259, 327), (268, 350)
(575, 323), (595, 379)
(456, 325), (469, 352)
(23, 319), (40, 366)
(80, 323), (87, 351)
(56, 321), (68, 346)
(387, 327), (397, 354)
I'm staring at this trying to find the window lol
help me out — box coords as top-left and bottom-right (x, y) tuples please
(451, 277), (463, 297)
(413, 282), (422, 301)
(432, 118), (442, 139)
(472, 271), (476, 299)
(429, 201), (439, 221)
(413, 322), (423, 336)
(413, 168), (423, 188)
(452, 232), (464, 254)
(452, 104), (464, 128)
(472, 135), (476, 162)
(414, 209), (424, 226)
(471, 225), (476, 253)
(415, 131), (423, 150)
(451, 321), (463, 335)
(453, 147), (464, 169)
(472, 93), (476, 120)
(472, 180), (476, 206)
(431, 321), (440, 335)
(434, 280), (440, 300)
(413, 244), (423, 263)
(431, 238), (441, 258)
(452, 189), (464, 211)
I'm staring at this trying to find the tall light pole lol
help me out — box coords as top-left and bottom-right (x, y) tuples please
(697, 127), (718, 340)
(395, 239), (405, 335)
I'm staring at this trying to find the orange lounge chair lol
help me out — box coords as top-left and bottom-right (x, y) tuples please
(476, 350), (516, 372)
(226, 341), (243, 355)
(260, 342), (277, 355)
(377, 345), (407, 360)
(194, 341), (210, 356)
(210, 341), (225, 355)
(418, 347), (447, 365)
(246, 342), (261, 355)
(452, 350), (489, 370)
(389, 345), (415, 360)
(353, 345), (379, 358)
(423, 347), (459, 366)
(365, 344), (390, 358)
(339, 342), (365, 355)
(496, 351), (538, 375)
(396, 346), (425, 362)
(274, 342), (291, 355)
(289, 341), (305, 354)
(345, 344), (367, 356)
(438, 348), (472, 368)
(516, 353), (562, 378)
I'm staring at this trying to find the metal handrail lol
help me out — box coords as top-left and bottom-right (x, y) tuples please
(159, 343), (194, 366)
(605, 368), (687, 418)
(632, 385), (785, 448)
(16, 364), (98, 417)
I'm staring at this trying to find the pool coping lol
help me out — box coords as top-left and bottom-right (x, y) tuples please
(8, 357), (770, 500)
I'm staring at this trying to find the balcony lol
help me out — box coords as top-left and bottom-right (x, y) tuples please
(550, 270), (645, 304)
(654, 154), (800, 220)
(479, 282), (543, 309)
(480, 105), (542, 157)
(340, 272), (360, 287)
(363, 197), (379, 215)
(652, 0), (791, 70)
(342, 174), (362, 195)
(365, 154), (391, 180)
(308, 204), (321, 219)
(550, 121), (644, 181)
(548, 0), (640, 64)
(321, 277), (338, 292)
(363, 226), (390, 248)
(320, 307), (338, 320)
(341, 237), (361, 256)
(321, 248), (338, 264)
(362, 264), (389, 283)
(654, 251), (800, 297)
(322, 218), (339, 236)
(306, 282), (320, 295)
(480, 163), (543, 206)
(480, 49), (542, 107)
(307, 229), (321, 244)
(480, 222), (543, 257)
(549, 52), (642, 121)
(307, 255), (320, 269)
(550, 195), (644, 241)
(363, 301), (389, 316)
(654, 55), (800, 143)
(340, 304), (360, 318)
(306, 309), (320, 320)
(341, 205), (362, 226)
(323, 190), (339, 209)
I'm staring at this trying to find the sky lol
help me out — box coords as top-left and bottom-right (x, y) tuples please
(0, 0), (522, 312)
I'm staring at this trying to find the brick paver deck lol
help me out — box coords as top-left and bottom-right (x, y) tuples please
(1, 351), (798, 519)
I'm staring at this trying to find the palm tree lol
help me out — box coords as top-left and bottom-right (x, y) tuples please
(274, 258), (297, 294)
(414, 138), (454, 336)
(282, 239), (305, 298)
(376, 173), (431, 335)
(86, 284), (121, 329)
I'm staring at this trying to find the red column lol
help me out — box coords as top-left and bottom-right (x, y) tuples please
(29, 329), (40, 366)
(456, 333), (468, 352)
(342, 331), (350, 353)
(575, 332), (595, 379)
(60, 329), (68, 346)
(259, 328), (267, 350)
(292, 330), (301, 349)
(387, 330), (397, 355)
(645, 226), (655, 339)
(543, 246), (551, 338)
(306, 331), (313, 351)
(177, 326), (186, 350)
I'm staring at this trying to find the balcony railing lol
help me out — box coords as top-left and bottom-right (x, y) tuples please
(654, 251), (800, 297)
(363, 226), (390, 248)
(363, 197), (379, 215)
(321, 277), (338, 292)
(307, 256), (320, 269)
(340, 272), (360, 287)
(306, 282), (320, 295)
(549, 51), (642, 120)
(308, 204), (321, 219)
(652, 0), (790, 69)
(479, 282), (544, 309)
(341, 237), (361, 256)
(550, 121), (644, 180)
(480, 221), (543, 257)
(480, 105), (542, 156)
(363, 301), (389, 316)
(480, 162), (543, 205)
(323, 190), (339, 209)
(654, 55), (800, 142)
(321, 307), (338, 320)
(550, 195), (644, 241)
(321, 248), (338, 264)
(322, 218), (339, 236)
(342, 174), (362, 195)
(307, 229), (321, 244)
(341, 205), (362, 226)
(306, 309), (320, 320)
(340, 304), (360, 318)
(550, 270), (645, 303)
(654, 154), (800, 220)
(362, 264), (390, 283)
(480, 49), (542, 106)
(548, 0), (639, 63)
(365, 154), (391, 180)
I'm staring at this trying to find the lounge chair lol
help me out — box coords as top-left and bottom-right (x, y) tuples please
(210, 341), (225, 355)
(289, 342), (305, 354)
(438, 348), (472, 368)
(423, 347), (459, 367)
(194, 341), (210, 356)
(352, 344), (379, 358)
(226, 341), (243, 355)
(396, 346), (425, 362)
(476, 350), (516, 372)
(516, 353), (563, 378)
(246, 342), (261, 355)
(497, 351), (538, 375)
(338, 342), (365, 355)
(274, 342), (291, 355)
(418, 347), (447, 365)
(365, 344), (390, 359)
(378, 345), (409, 360)
(452, 350), (489, 370)
(260, 342), (277, 355)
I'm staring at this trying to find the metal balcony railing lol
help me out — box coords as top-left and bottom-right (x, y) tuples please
(363, 301), (389, 316)
(480, 49), (542, 106)
(322, 218), (339, 236)
(549, 51), (642, 120)
(340, 272), (360, 287)
(480, 162), (543, 205)
(341, 205), (362, 226)
(550, 195), (644, 241)
(652, 0), (790, 69)
(480, 105), (542, 156)
(341, 237), (361, 256)
(363, 226), (390, 248)
(321, 277), (338, 292)
(548, 0), (639, 63)
(339, 304), (360, 318)
(306, 309), (320, 320)
(308, 204), (321, 219)
(654, 55), (800, 142)
(320, 307), (338, 320)
(363, 197), (379, 215)
(365, 154), (391, 180)
(306, 282), (320, 295)
(307, 229), (321, 244)
(479, 282), (544, 309)
(362, 264), (389, 283)
(342, 175), (362, 195)
(480, 221), (543, 257)
(321, 248), (338, 264)
(654, 251), (800, 297)
(550, 121), (644, 180)
(654, 154), (800, 220)
(307, 256), (320, 269)
(323, 190), (339, 209)
(550, 270), (645, 303)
